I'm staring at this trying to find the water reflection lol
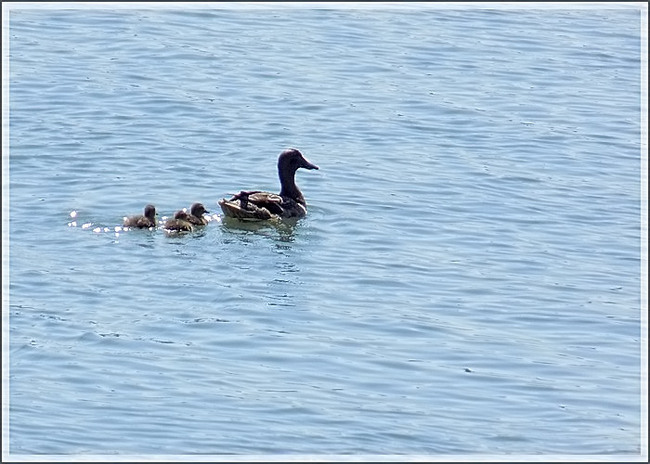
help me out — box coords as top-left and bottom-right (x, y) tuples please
(220, 217), (299, 243)
(220, 218), (306, 310)
(266, 257), (302, 309)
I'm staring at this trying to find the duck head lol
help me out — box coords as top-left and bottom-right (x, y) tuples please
(278, 148), (319, 173)
(174, 210), (192, 220)
(278, 148), (318, 202)
(189, 202), (209, 217)
(144, 204), (156, 219)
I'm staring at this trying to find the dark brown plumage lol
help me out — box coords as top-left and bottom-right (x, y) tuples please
(163, 210), (194, 233)
(123, 204), (157, 229)
(185, 202), (210, 226)
(219, 148), (318, 221)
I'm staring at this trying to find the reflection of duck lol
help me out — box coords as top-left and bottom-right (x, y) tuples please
(219, 148), (318, 221)
(164, 210), (194, 233)
(185, 202), (210, 226)
(123, 204), (157, 228)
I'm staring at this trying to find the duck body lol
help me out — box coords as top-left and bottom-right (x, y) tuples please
(220, 190), (305, 221)
(185, 202), (210, 226)
(123, 204), (157, 228)
(219, 148), (318, 222)
(163, 210), (194, 233)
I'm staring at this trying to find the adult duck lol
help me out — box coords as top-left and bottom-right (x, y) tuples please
(219, 148), (319, 221)
(185, 202), (210, 226)
(163, 210), (194, 233)
(123, 204), (157, 229)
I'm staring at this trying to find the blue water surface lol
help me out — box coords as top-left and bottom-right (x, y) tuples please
(5, 3), (646, 459)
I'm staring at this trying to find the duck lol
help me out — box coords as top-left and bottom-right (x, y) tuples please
(185, 202), (210, 226)
(219, 148), (319, 221)
(163, 210), (194, 233)
(123, 204), (157, 228)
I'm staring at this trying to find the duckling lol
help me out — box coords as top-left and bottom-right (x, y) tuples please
(123, 204), (157, 229)
(185, 202), (210, 226)
(163, 210), (194, 233)
(219, 148), (318, 221)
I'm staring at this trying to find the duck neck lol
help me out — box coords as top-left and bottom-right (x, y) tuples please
(279, 168), (305, 204)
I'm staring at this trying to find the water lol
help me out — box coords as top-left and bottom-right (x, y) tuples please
(4, 3), (646, 459)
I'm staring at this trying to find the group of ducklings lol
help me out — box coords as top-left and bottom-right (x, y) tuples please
(123, 202), (210, 234)
(123, 148), (319, 233)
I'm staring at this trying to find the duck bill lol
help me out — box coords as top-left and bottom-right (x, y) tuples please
(301, 158), (319, 170)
